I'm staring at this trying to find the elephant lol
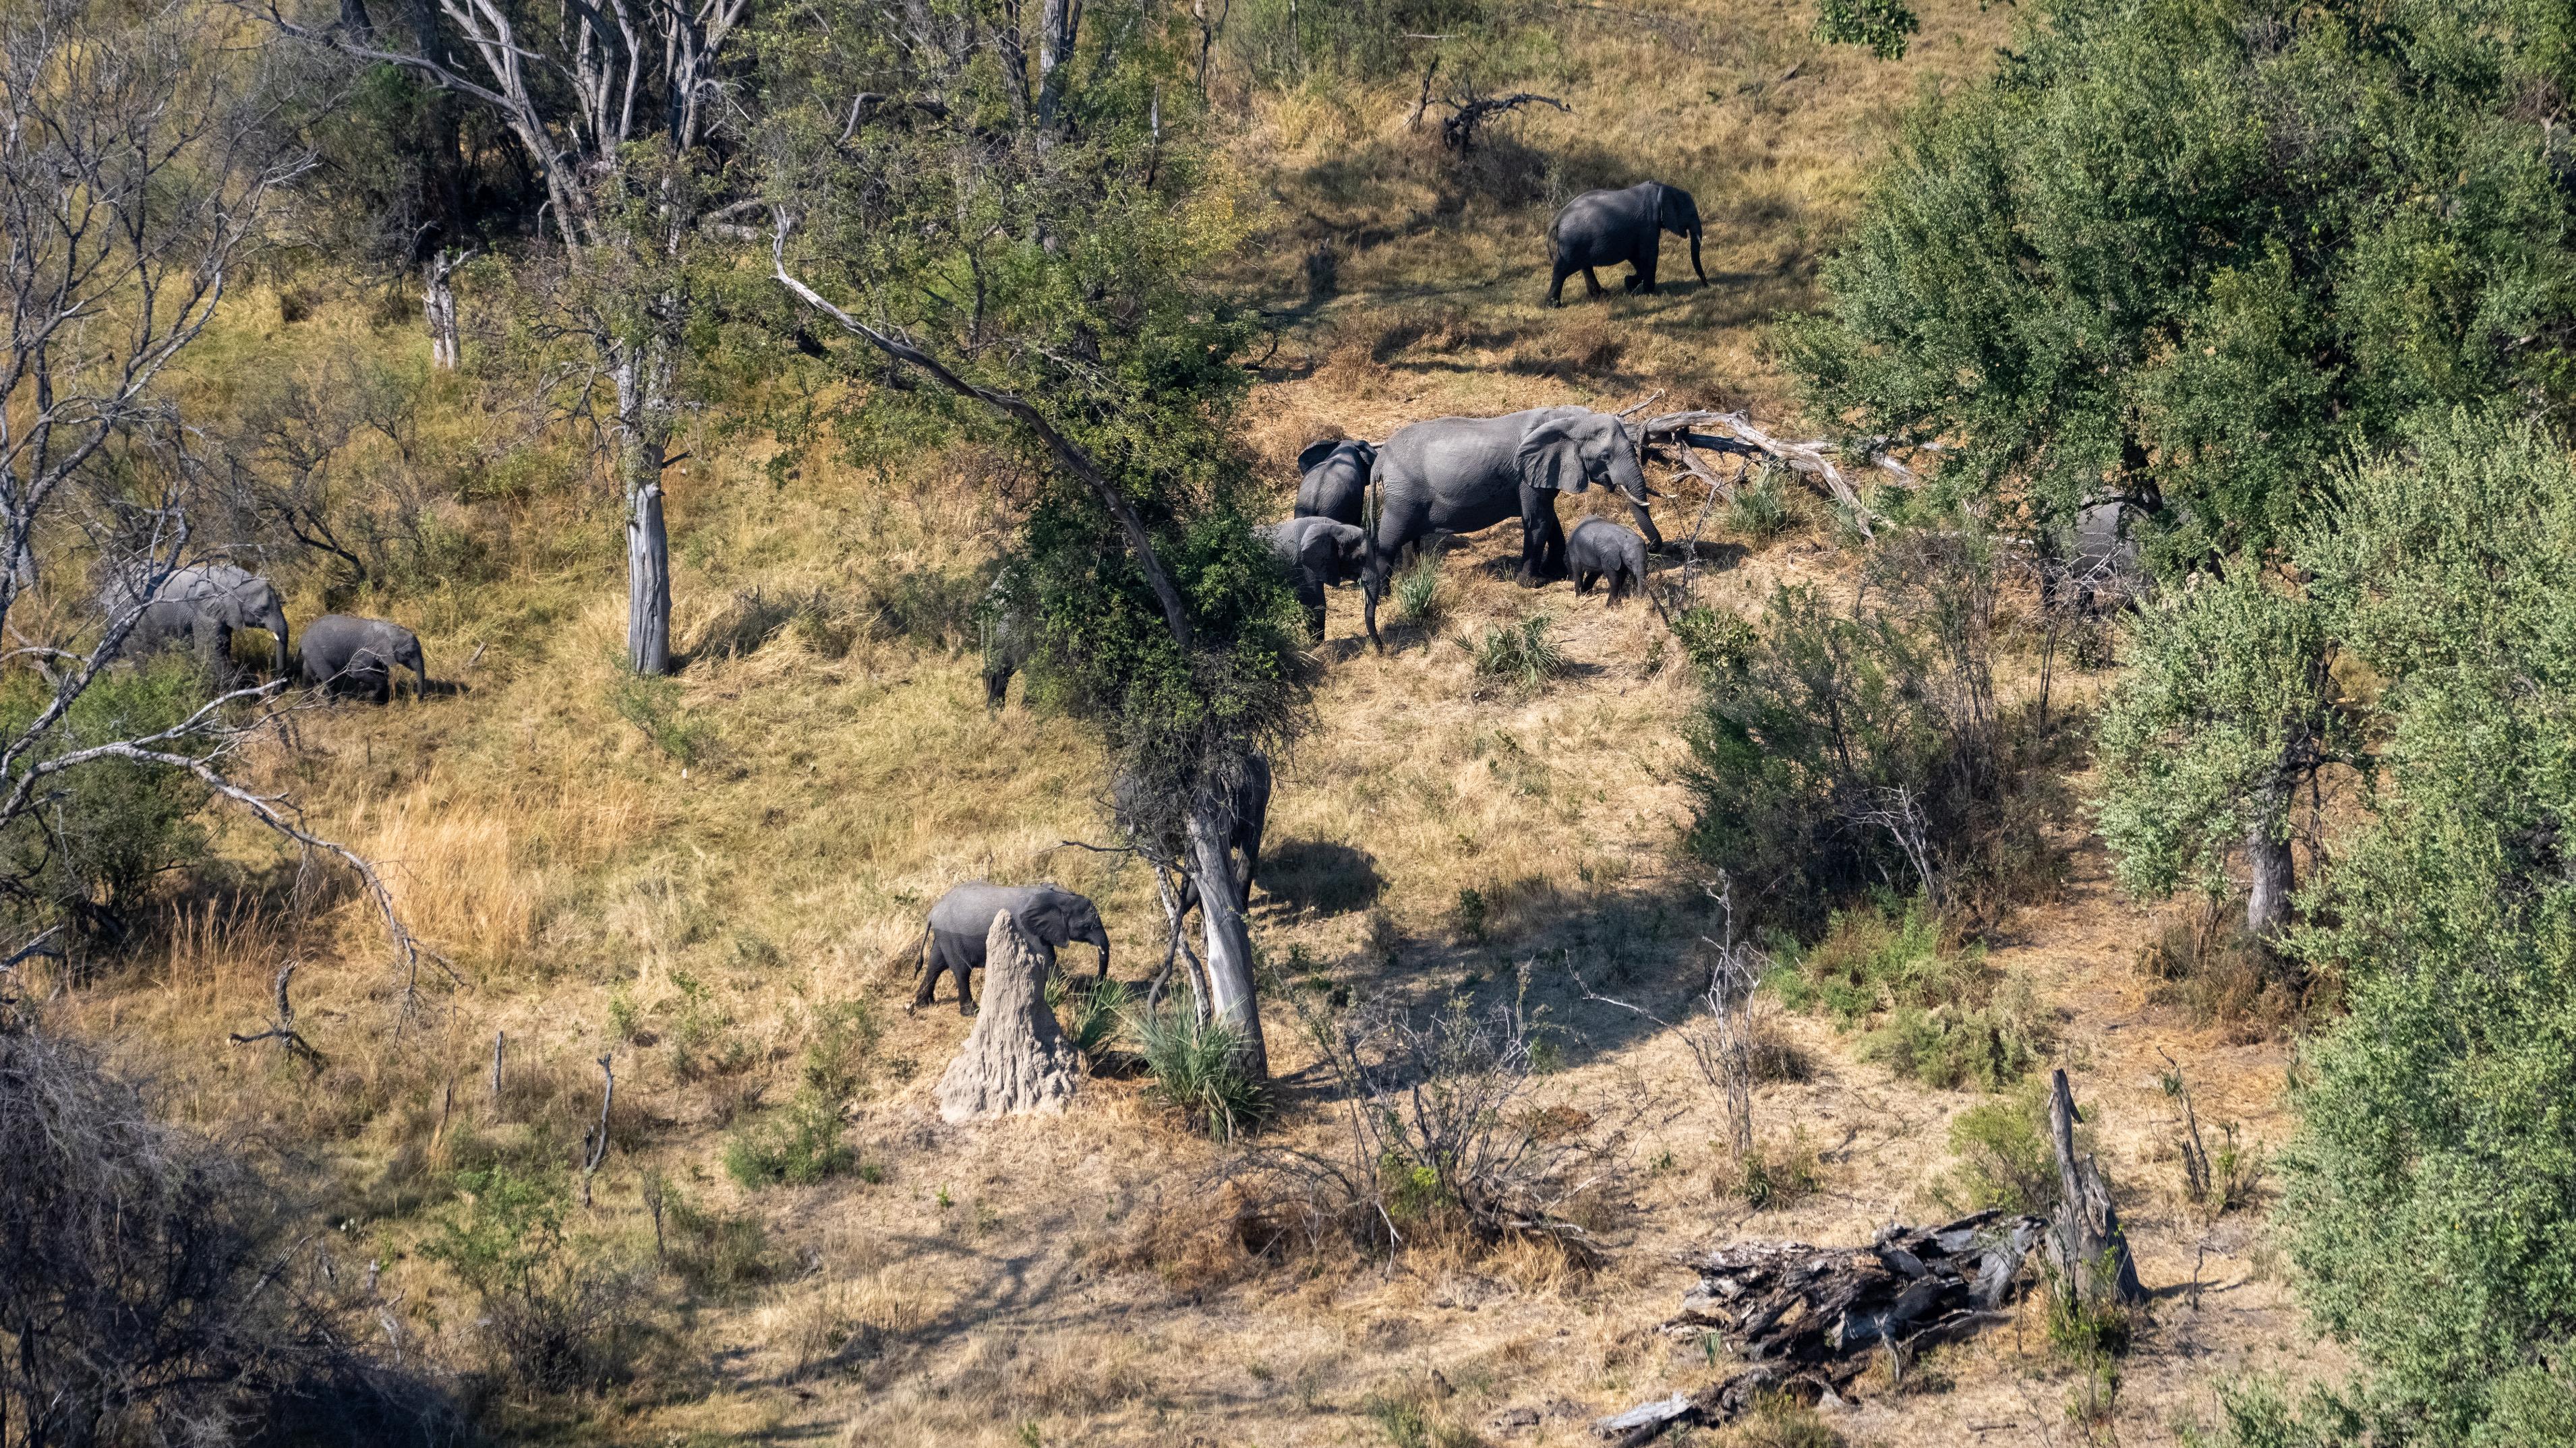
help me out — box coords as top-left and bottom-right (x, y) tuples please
(910, 882), (1110, 1013)
(297, 614), (428, 701)
(1547, 181), (1707, 305)
(1360, 406), (1664, 650)
(110, 563), (290, 680)
(1259, 516), (1370, 640)
(1293, 438), (1377, 528)
(1567, 517), (1651, 603)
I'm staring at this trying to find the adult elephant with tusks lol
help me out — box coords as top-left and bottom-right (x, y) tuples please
(1293, 438), (1376, 528)
(1360, 406), (1663, 651)
(1547, 181), (1706, 305)
(111, 563), (291, 680)
(911, 882), (1109, 1014)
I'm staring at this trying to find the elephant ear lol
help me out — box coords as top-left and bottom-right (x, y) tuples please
(1297, 438), (1344, 473)
(1515, 413), (1593, 493)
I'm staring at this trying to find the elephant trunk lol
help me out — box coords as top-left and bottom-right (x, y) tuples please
(1689, 222), (1706, 283)
(1084, 925), (1111, 980)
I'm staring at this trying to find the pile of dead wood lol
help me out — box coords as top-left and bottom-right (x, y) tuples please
(1595, 1211), (2047, 1443)
(1595, 1072), (2147, 1444)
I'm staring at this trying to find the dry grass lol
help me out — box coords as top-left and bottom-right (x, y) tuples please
(18, 1), (2364, 1442)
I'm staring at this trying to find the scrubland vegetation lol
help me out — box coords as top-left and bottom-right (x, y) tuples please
(5, 0), (2576, 1444)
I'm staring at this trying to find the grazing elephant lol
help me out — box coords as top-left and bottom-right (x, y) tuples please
(1260, 516), (1370, 640)
(1113, 750), (1270, 915)
(911, 882), (1110, 1013)
(1360, 406), (1663, 650)
(111, 563), (290, 680)
(1547, 181), (1707, 305)
(1567, 517), (1650, 603)
(1293, 438), (1377, 528)
(298, 615), (428, 701)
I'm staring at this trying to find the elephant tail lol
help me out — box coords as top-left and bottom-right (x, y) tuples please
(903, 923), (931, 977)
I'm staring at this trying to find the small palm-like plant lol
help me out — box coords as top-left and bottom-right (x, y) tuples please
(1125, 1002), (1267, 1141)
(1461, 612), (1568, 693)
(1393, 556), (1446, 629)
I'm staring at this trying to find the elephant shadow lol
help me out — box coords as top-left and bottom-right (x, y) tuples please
(1255, 840), (1384, 918)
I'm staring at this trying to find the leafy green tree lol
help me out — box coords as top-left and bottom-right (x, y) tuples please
(2262, 411), (2576, 1441)
(1815, 0), (1917, 60)
(1783, 0), (2576, 564)
(2093, 564), (2358, 939)
(763, 0), (1304, 1074)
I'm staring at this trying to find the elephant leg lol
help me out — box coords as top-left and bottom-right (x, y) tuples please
(1548, 260), (1572, 306)
(954, 951), (978, 1014)
(1362, 557), (1387, 652)
(1519, 511), (1549, 587)
(1538, 504), (1569, 580)
(984, 667), (1010, 711)
(1575, 569), (1596, 597)
(1297, 578), (1327, 641)
(912, 941), (941, 1006)
(1581, 266), (1604, 297)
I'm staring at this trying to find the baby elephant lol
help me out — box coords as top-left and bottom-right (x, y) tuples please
(1259, 516), (1370, 640)
(911, 882), (1109, 1014)
(1567, 517), (1649, 603)
(298, 615), (427, 701)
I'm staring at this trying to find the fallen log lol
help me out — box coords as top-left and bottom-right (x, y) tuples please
(1598, 1211), (2049, 1442)
(1634, 409), (1930, 539)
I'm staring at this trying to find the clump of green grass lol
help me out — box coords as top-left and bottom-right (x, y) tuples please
(1721, 1130), (1823, 1211)
(1724, 470), (1802, 544)
(1392, 555), (1446, 629)
(1770, 897), (2049, 1090)
(1459, 611), (1567, 693)
(1048, 974), (1128, 1060)
(723, 998), (883, 1188)
(608, 670), (714, 766)
(1126, 1002), (1268, 1141)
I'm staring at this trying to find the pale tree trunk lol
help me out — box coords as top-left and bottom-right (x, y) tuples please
(614, 336), (674, 675)
(2244, 773), (2294, 940)
(1034, 0), (1080, 129)
(1187, 802), (1268, 1079)
(422, 247), (472, 370)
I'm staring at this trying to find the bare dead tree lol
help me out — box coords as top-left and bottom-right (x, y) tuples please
(421, 245), (476, 371)
(580, 1054), (614, 1205)
(1639, 409), (1931, 539)
(229, 961), (325, 1073)
(1576, 878), (1772, 1162)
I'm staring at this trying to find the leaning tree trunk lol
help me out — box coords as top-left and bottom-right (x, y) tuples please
(1187, 801), (1269, 1079)
(614, 337), (674, 676)
(2045, 1068), (2145, 1306)
(2244, 772), (2295, 940)
(936, 911), (1080, 1122)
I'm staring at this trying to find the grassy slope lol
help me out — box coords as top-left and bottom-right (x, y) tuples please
(46, 1), (2354, 1443)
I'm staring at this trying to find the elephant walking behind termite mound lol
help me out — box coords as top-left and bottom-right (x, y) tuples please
(1259, 517), (1368, 640)
(110, 564), (291, 680)
(1293, 438), (1377, 528)
(1361, 406), (1662, 649)
(1548, 181), (1706, 305)
(1568, 517), (1653, 605)
(298, 615), (428, 700)
(910, 882), (1109, 1013)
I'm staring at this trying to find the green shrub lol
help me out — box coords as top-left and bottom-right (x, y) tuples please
(1127, 1003), (1267, 1141)
(1938, 1085), (2059, 1215)
(1771, 898), (2049, 1090)
(1813, 0), (1916, 59)
(722, 1087), (858, 1188)
(0, 659), (213, 942)
(1460, 611), (1566, 693)
(427, 1166), (653, 1393)
(1726, 1132), (1821, 1211)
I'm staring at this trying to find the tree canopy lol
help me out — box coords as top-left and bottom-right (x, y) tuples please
(1784, 0), (2576, 565)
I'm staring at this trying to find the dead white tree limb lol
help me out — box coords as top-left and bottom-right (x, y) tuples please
(1639, 410), (1934, 539)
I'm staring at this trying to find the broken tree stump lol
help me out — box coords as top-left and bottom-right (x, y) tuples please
(2045, 1066), (2147, 1305)
(935, 909), (1080, 1123)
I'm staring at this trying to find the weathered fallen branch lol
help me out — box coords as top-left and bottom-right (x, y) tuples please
(581, 1053), (614, 1205)
(1637, 410), (1931, 539)
(1438, 90), (1569, 152)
